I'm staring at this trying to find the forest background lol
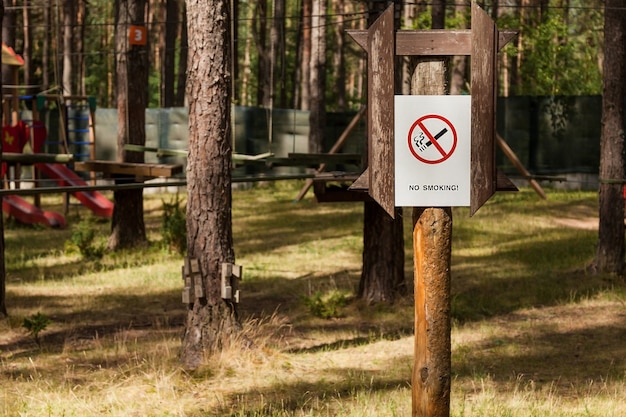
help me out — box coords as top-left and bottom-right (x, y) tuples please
(1, 0), (606, 112)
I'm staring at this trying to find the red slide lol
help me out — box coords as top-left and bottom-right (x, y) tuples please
(3, 195), (67, 228)
(35, 163), (114, 218)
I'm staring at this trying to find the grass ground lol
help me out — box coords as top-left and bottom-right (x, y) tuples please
(1, 182), (625, 416)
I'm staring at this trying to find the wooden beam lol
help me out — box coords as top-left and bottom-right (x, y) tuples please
(285, 153), (362, 165)
(366, 5), (396, 218)
(74, 160), (183, 179)
(497, 134), (546, 198)
(312, 172), (372, 203)
(470, 3), (499, 216)
(124, 144), (189, 158)
(1, 153), (74, 164)
(346, 29), (517, 56)
(295, 106), (366, 202)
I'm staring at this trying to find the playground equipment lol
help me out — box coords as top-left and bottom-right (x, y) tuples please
(1, 120), (114, 225)
(1, 44), (114, 226)
(35, 162), (113, 218)
(2, 194), (66, 228)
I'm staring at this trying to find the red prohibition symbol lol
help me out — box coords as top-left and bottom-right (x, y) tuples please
(407, 114), (458, 164)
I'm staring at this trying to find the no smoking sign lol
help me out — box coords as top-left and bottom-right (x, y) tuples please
(408, 114), (458, 164)
(395, 95), (471, 207)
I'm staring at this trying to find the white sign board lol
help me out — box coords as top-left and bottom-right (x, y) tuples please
(394, 95), (471, 207)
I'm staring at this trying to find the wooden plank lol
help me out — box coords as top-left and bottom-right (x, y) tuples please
(367, 5), (396, 218)
(496, 134), (545, 198)
(347, 29), (517, 56)
(1, 153), (74, 164)
(74, 160), (183, 178)
(313, 181), (373, 203)
(349, 168), (369, 192)
(295, 106), (366, 202)
(496, 169), (518, 191)
(286, 153), (362, 164)
(470, 3), (498, 216)
(124, 144), (189, 158)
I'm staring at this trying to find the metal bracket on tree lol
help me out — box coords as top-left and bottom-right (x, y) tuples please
(182, 257), (203, 304)
(221, 263), (242, 303)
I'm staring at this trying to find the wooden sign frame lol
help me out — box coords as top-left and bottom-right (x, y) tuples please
(347, 3), (517, 217)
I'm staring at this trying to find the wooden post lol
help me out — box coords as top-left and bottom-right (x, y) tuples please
(345, 4), (517, 415)
(411, 59), (451, 417)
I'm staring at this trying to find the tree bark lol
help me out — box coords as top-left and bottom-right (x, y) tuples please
(162, 0), (178, 107)
(77, 0), (87, 96)
(0, 0), (6, 319)
(308, 0), (327, 153)
(21, 0), (33, 97)
(108, 0), (148, 250)
(450, 2), (469, 95)
(252, 0), (270, 107)
(359, 205), (406, 302)
(270, 0), (286, 108)
(431, 0), (445, 29)
(181, 0), (240, 370)
(175, 6), (188, 107)
(1, 0), (15, 106)
(42, 2), (50, 91)
(594, 0), (625, 275)
(332, 0), (347, 111)
(62, 0), (74, 96)
(299, 0), (312, 110)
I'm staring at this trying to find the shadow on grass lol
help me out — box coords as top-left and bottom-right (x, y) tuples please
(234, 200), (362, 256)
(453, 320), (626, 388)
(285, 327), (413, 354)
(212, 362), (411, 416)
(0, 287), (186, 358)
(451, 225), (611, 322)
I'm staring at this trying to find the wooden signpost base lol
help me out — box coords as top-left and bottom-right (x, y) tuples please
(412, 207), (452, 416)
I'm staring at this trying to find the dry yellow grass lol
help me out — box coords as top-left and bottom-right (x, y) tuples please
(0, 184), (625, 416)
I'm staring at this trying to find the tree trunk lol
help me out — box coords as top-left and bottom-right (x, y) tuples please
(162, 0), (178, 107)
(308, 0), (327, 153)
(1, 0), (15, 94)
(431, 0), (445, 29)
(42, 2), (50, 91)
(594, 0), (625, 275)
(181, 0), (240, 370)
(175, 6), (188, 107)
(333, 0), (347, 111)
(299, 0), (311, 110)
(108, 0), (148, 250)
(241, 4), (253, 106)
(62, 0), (74, 96)
(270, 0), (285, 108)
(232, 0), (239, 104)
(77, 0), (87, 96)
(21, 0), (32, 97)
(358, 2), (405, 304)
(253, 0), (270, 107)
(359, 205), (406, 302)
(0, 0), (6, 319)
(450, 2), (469, 95)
